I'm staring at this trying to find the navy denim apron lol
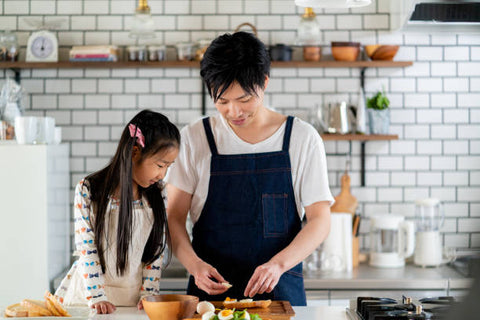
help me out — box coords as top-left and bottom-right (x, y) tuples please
(186, 116), (306, 306)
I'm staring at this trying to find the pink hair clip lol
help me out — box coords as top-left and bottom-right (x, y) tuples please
(128, 124), (145, 148)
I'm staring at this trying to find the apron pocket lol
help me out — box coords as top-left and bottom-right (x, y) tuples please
(262, 193), (288, 238)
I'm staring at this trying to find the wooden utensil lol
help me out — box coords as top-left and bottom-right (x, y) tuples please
(330, 171), (358, 215)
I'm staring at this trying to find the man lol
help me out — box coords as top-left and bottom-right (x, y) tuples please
(165, 31), (333, 306)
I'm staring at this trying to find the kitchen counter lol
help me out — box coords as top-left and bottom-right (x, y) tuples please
(160, 263), (472, 293)
(0, 306), (348, 320)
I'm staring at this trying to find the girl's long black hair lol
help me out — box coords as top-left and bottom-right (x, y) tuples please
(84, 109), (180, 275)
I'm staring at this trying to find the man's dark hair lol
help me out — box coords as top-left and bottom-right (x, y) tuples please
(200, 31), (271, 102)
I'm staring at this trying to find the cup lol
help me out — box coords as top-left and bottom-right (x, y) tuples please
(14, 116), (37, 144)
(35, 117), (55, 144)
(54, 126), (62, 145)
(0, 121), (7, 140)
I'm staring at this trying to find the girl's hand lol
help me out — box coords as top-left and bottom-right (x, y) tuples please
(137, 299), (144, 310)
(244, 261), (283, 298)
(91, 301), (116, 314)
(191, 260), (229, 295)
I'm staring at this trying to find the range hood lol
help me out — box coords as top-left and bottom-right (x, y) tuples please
(389, 0), (480, 33)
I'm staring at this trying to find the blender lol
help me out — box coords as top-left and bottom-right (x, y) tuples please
(369, 215), (415, 268)
(414, 198), (444, 267)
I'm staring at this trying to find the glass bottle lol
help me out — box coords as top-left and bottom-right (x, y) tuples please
(296, 7), (322, 61)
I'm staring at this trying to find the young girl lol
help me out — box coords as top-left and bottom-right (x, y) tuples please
(55, 110), (180, 314)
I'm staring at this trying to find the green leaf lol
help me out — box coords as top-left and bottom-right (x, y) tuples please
(367, 91), (389, 110)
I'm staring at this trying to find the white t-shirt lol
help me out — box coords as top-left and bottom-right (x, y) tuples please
(165, 114), (334, 224)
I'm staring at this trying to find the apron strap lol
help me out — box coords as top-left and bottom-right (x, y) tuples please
(202, 117), (219, 156)
(282, 116), (295, 152)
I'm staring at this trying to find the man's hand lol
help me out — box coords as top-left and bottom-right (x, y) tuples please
(244, 261), (283, 298)
(192, 260), (230, 295)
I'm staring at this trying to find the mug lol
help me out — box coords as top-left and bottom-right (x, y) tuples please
(15, 117), (37, 144)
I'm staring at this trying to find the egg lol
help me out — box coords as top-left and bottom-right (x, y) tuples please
(218, 309), (234, 320)
(197, 301), (215, 315)
(238, 310), (250, 320)
(201, 311), (216, 320)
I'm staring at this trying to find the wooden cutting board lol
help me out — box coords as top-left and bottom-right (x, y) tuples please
(183, 301), (295, 320)
(330, 172), (358, 215)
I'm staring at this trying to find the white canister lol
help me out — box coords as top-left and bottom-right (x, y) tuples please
(14, 116), (37, 144)
(35, 117), (55, 144)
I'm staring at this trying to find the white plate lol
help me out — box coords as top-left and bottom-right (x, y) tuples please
(1, 306), (93, 319)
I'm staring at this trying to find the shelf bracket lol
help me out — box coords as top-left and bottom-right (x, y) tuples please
(360, 141), (366, 187)
(9, 68), (21, 84)
(360, 67), (366, 93)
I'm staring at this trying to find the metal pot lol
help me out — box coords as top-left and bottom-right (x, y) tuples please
(269, 44), (292, 61)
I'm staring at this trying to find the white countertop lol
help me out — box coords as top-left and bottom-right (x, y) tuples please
(1, 306), (348, 320)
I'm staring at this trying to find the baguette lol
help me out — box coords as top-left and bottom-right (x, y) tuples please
(20, 299), (53, 316)
(223, 299), (272, 309)
(44, 291), (71, 317)
(4, 303), (29, 317)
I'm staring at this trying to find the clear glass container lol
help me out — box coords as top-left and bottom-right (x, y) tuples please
(414, 198), (444, 232)
(127, 45), (147, 61)
(147, 45), (166, 61)
(297, 8), (322, 61)
(175, 42), (194, 61)
(3, 30), (19, 62)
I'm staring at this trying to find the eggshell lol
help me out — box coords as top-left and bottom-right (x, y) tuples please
(197, 301), (215, 315)
(201, 310), (216, 320)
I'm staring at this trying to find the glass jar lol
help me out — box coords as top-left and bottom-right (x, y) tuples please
(3, 30), (19, 62)
(175, 42), (194, 61)
(147, 45), (166, 61)
(127, 45), (147, 61)
(0, 31), (6, 61)
(297, 7), (322, 62)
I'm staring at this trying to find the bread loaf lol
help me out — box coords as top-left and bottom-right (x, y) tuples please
(223, 299), (271, 309)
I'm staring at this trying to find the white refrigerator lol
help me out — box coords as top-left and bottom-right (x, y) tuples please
(0, 143), (70, 306)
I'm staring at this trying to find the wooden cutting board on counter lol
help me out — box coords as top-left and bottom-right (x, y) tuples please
(184, 301), (295, 320)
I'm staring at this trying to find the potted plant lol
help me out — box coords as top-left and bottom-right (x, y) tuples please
(366, 90), (390, 134)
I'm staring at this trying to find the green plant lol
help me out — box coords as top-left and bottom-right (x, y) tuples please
(367, 90), (390, 110)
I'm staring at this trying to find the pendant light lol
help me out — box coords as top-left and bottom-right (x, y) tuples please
(129, 0), (156, 39)
(295, 0), (372, 8)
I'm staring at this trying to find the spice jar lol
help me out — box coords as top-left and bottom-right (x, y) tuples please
(3, 30), (19, 62)
(148, 45), (166, 61)
(175, 42), (194, 61)
(127, 45), (147, 61)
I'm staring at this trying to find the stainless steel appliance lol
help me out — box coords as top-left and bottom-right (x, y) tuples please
(346, 295), (455, 320)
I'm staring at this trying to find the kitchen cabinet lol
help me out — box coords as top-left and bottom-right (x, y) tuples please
(0, 143), (70, 304)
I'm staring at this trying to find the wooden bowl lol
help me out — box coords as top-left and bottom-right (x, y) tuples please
(331, 42), (361, 61)
(142, 294), (199, 320)
(365, 45), (399, 61)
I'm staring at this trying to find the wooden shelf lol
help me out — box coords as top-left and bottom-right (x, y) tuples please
(320, 134), (398, 141)
(0, 60), (412, 70)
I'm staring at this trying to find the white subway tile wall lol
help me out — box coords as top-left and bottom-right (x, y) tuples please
(1, 0), (479, 250)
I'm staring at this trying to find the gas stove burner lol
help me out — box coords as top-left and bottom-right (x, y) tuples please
(349, 296), (455, 320)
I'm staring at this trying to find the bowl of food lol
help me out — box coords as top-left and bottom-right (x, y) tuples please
(331, 41), (361, 61)
(142, 294), (199, 320)
(364, 45), (399, 61)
